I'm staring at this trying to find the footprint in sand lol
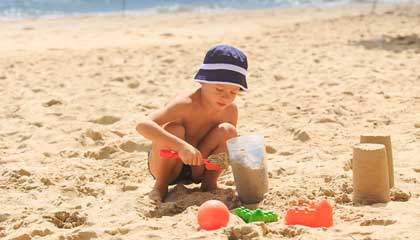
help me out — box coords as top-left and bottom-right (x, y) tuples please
(390, 188), (411, 201)
(340, 182), (353, 194)
(335, 193), (352, 204)
(31, 88), (43, 93)
(76, 129), (104, 147)
(119, 139), (150, 153)
(401, 177), (417, 184)
(84, 145), (118, 160)
(225, 223), (268, 240)
(274, 74), (285, 81)
(141, 185), (240, 218)
(59, 149), (80, 158)
(4, 170), (38, 191)
(85, 129), (103, 141)
(343, 159), (352, 171)
(273, 226), (306, 238)
(44, 211), (86, 229)
(160, 33), (174, 37)
(40, 177), (54, 186)
(30, 229), (53, 238)
(13, 220), (24, 230)
(76, 183), (105, 197)
(42, 99), (62, 107)
(319, 187), (335, 197)
(10, 233), (31, 240)
(360, 218), (397, 226)
(111, 130), (127, 138)
(279, 151), (293, 156)
(292, 128), (311, 142)
(127, 80), (140, 89)
(316, 117), (338, 124)
(122, 184), (138, 192)
(17, 134), (31, 143)
(104, 227), (130, 236)
(0, 213), (11, 223)
(31, 122), (43, 127)
(111, 76), (125, 82)
(265, 145), (277, 154)
(66, 231), (97, 240)
(17, 169), (31, 177)
(162, 58), (175, 64)
(89, 116), (120, 125)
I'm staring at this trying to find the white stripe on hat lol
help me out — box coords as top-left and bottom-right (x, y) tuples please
(200, 63), (247, 76)
(194, 79), (248, 91)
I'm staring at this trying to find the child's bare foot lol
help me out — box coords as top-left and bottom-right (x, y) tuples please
(200, 182), (218, 192)
(200, 171), (221, 191)
(148, 189), (162, 205)
(148, 184), (168, 205)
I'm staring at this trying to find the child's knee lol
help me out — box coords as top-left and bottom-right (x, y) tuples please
(217, 122), (237, 140)
(163, 122), (185, 139)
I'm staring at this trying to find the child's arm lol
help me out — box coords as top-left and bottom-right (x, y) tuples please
(136, 101), (186, 150)
(136, 101), (203, 166)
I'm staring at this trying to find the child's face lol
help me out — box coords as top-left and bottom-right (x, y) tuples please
(201, 83), (240, 110)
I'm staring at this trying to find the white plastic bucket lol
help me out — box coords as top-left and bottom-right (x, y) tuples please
(227, 135), (265, 169)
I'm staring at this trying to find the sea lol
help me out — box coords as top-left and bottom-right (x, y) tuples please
(0, 0), (415, 20)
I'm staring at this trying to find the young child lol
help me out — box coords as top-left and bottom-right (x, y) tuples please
(136, 44), (248, 203)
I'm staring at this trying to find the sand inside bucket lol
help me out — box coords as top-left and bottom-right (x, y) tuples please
(231, 161), (269, 204)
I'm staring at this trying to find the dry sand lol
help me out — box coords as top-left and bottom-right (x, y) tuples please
(1, 3), (420, 240)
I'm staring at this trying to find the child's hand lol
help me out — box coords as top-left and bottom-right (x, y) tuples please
(178, 143), (203, 166)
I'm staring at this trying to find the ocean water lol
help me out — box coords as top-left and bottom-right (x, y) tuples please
(0, 0), (412, 20)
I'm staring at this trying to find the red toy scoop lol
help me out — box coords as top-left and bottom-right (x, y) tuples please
(159, 150), (221, 171)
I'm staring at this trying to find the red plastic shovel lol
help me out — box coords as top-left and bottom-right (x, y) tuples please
(159, 149), (221, 171)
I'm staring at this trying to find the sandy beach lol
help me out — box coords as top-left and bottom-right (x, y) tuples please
(1, 3), (420, 239)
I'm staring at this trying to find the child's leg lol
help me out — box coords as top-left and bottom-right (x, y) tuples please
(195, 122), (237, 191)
(148, 122), (185, 203)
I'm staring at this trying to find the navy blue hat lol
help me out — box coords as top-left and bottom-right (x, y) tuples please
(194, 44), (248, 91)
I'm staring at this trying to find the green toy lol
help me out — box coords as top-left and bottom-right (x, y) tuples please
(233, 207), (278, 223)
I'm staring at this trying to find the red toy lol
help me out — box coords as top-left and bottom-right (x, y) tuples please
(285, 199), (333, 228)
(160, 149), (221, 171)
(197, 200), (230, 230)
